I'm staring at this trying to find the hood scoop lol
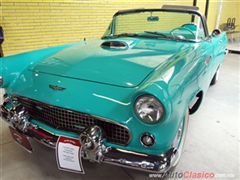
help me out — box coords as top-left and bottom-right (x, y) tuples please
(101, 41), (128, 50)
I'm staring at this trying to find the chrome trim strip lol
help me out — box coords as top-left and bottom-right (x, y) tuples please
(32, 137), (56, 149)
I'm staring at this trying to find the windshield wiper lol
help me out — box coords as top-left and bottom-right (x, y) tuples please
(169, 35), (196, 42)
(102, 33), (168, 40)
(144, 31), (168, 38)
(102, 32), (196, 42)
(144, 31), (196, 42)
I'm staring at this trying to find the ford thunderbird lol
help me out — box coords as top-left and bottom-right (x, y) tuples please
(0, 5), (227, 173)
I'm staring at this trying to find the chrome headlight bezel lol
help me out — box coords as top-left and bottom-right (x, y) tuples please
(134, 94), (164, 124)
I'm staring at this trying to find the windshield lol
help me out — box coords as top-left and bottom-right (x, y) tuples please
(103, 11), (206, 42)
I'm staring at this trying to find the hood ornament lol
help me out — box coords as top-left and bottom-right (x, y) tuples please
(49, 85), (66, 91)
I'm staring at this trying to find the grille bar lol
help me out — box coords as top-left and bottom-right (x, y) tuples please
(15, 96), (131, 146)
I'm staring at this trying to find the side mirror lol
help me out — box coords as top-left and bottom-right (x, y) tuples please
(212, 29), (221, 37)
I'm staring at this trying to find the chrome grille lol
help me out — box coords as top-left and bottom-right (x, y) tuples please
(15, 96), (131, 146)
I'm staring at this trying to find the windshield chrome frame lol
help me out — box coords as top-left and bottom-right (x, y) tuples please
(107, 8), (209, 42)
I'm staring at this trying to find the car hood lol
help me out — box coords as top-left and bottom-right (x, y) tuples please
(29, 38), (191, 88)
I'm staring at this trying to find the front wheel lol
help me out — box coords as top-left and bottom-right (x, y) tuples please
(171, 110), (189, 168)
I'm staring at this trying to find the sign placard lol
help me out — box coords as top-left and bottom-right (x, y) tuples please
(56, 136), (84, 174)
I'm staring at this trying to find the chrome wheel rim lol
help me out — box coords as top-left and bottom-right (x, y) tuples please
(171, 111), (189, 167)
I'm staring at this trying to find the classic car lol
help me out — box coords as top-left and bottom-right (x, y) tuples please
(0, 5), (227, 173)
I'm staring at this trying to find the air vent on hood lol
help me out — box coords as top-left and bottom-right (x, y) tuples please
(101, 41), (128, 50)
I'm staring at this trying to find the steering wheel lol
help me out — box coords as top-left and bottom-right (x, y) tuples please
(170, 27), (195, 39)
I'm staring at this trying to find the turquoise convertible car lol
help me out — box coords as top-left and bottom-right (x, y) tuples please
(0, 5), (227, 173)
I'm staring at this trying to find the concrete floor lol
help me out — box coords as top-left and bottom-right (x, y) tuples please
(0, 54), (239, 180)
(227, 41), (240, 52)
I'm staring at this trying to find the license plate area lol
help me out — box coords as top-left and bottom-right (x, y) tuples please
(9, 126), (33, 153)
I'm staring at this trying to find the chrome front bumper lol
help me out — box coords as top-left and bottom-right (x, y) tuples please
(1, 102), (176, 173)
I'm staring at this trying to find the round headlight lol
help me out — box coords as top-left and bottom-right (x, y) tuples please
(134, 95), (164, 124)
